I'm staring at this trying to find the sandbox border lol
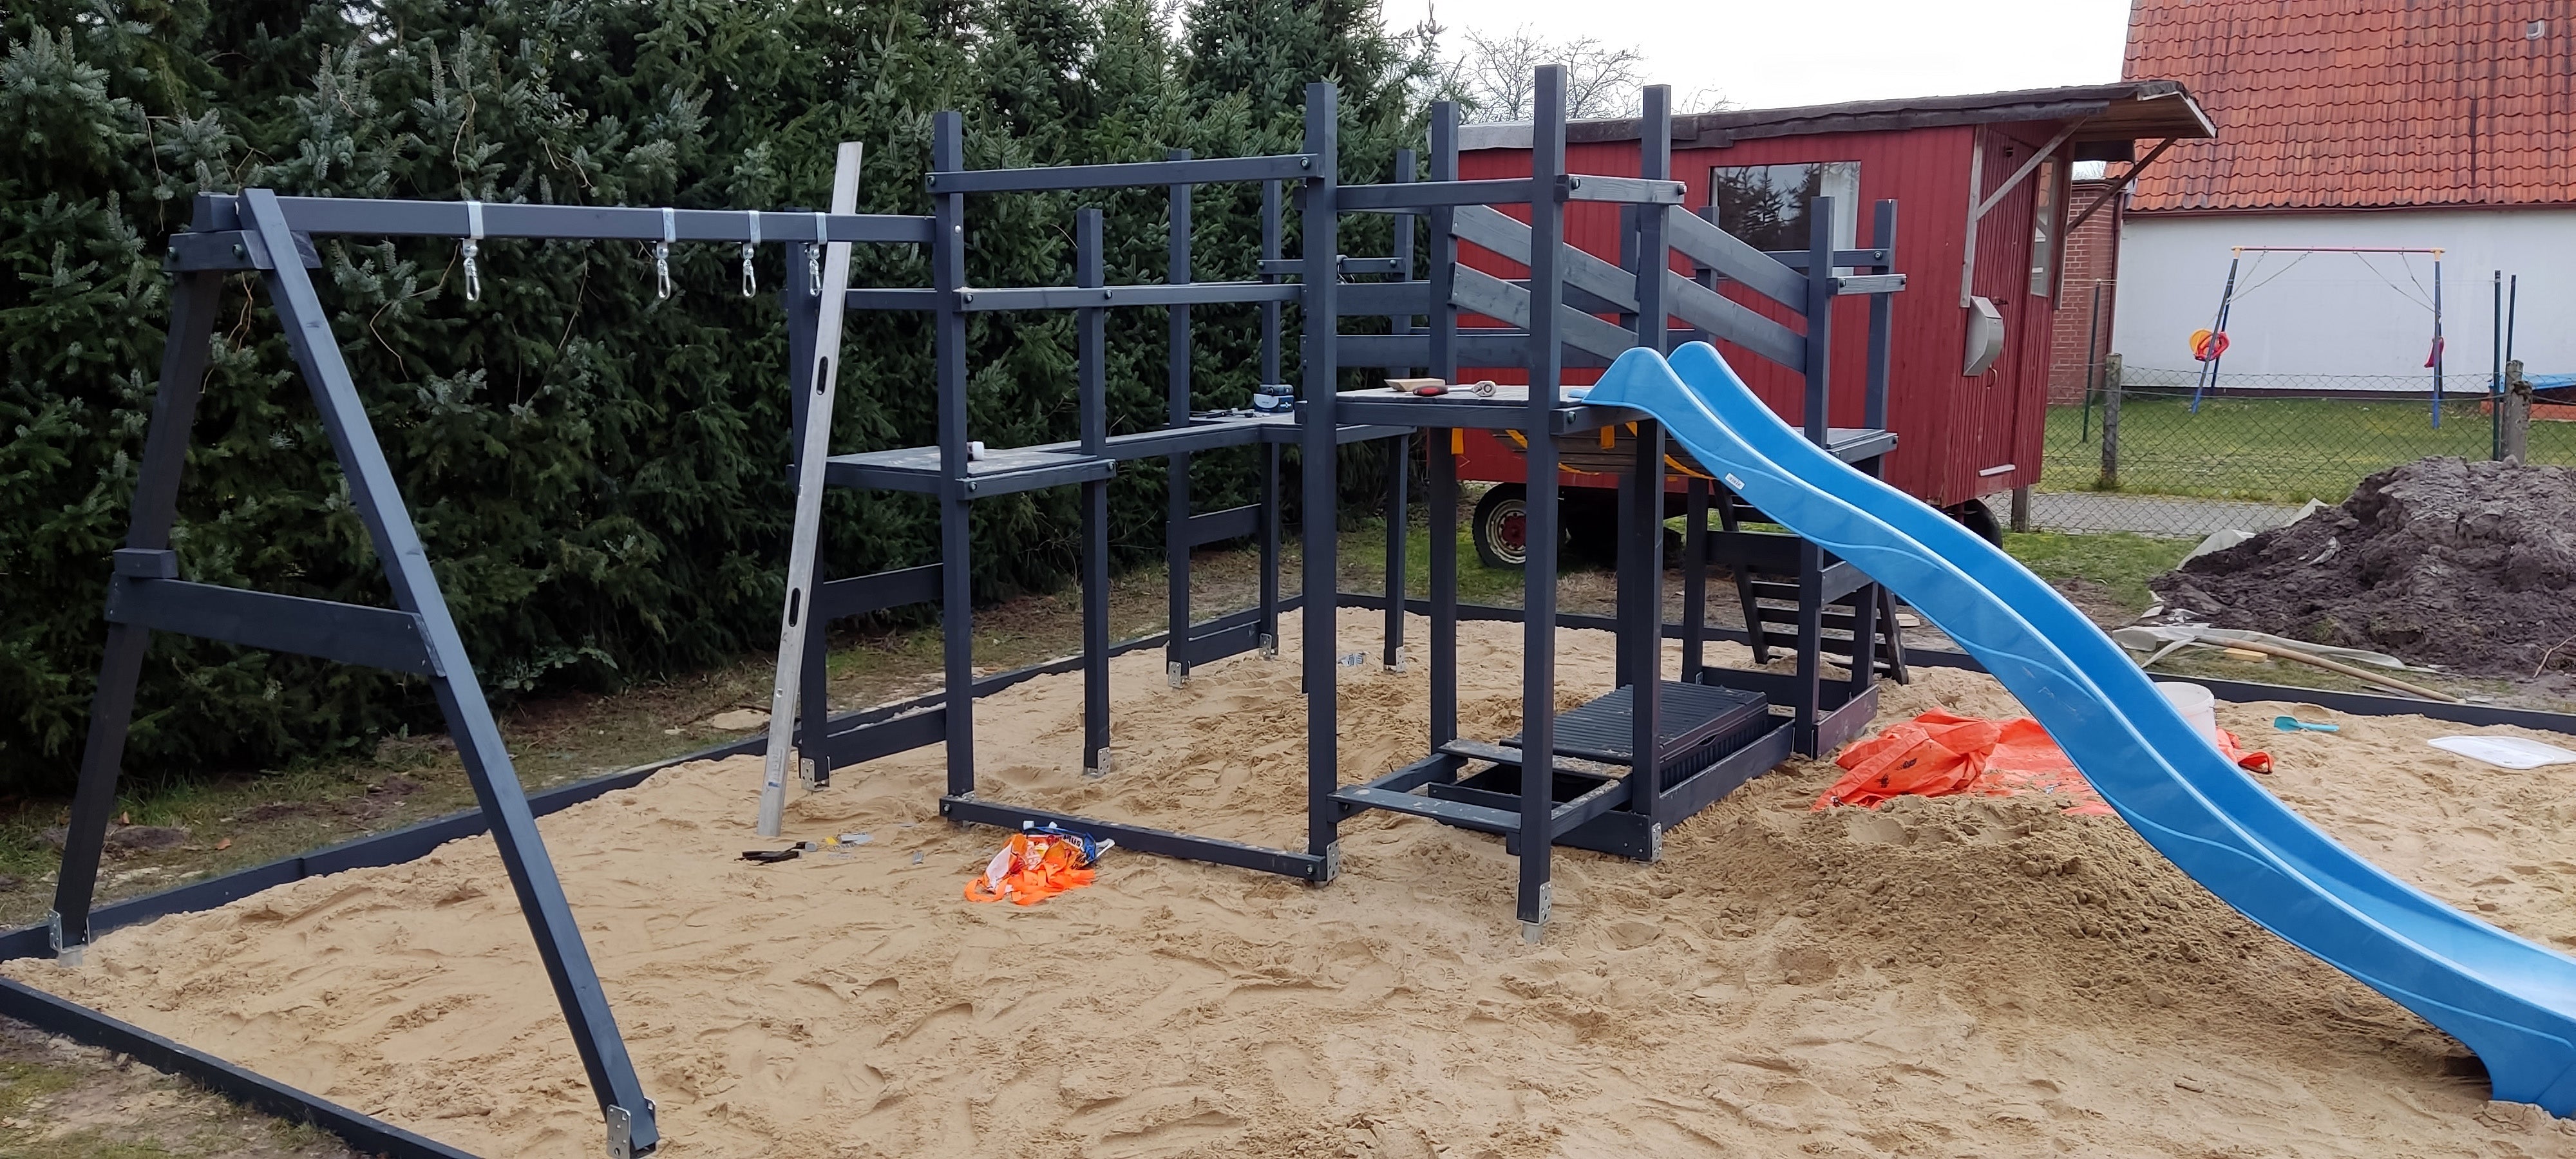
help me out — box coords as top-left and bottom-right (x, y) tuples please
(6, 592), (2570, 1158)
(0, 596), (1315, 1156)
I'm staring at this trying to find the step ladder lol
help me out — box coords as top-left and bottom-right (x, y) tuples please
(1710, 488), (1908, 683)
(1734, 573), (1911, 683)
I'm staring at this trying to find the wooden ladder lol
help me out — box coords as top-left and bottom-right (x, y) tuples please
(1716, 489), (1909, 683)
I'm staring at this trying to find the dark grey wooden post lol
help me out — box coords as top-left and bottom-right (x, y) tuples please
(1077, 208), (1112, 774)
(1260, 180), (1285, 656)
(931, 111), (976, 797)
(49, 263), (222, 956)
(1383, 148), (1416, 670)
(1166, 152), (1197, 687)
(1518, 64), (1569, 938)
(1299, 83), (1343, 874)
(1428, 104), (1462, 753)
(1627, 84), (1672, 819)
(243, 188), (659, 1153)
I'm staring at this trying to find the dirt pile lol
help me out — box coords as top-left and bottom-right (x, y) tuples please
(2152, 456), (2576, 677)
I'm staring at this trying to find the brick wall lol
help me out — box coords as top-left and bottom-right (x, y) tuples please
(2048, 178), (2121, 404)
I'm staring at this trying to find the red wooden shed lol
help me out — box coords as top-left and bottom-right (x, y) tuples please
(1452, 81), (2213, 517)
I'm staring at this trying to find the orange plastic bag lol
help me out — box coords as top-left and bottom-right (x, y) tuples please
(964, 830), (1099, 906)
(1816, 710), (2270, 813)
(1817, 710), (1999, 808)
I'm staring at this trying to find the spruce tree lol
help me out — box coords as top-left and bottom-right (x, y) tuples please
(0, 0), (1446, 793)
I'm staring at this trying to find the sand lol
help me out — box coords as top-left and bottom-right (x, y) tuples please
(10, 609), (2576, 1157)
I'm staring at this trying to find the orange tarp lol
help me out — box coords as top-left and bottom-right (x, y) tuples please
(964, 831), (1097, 905)
(1816, 710), (2271, 815)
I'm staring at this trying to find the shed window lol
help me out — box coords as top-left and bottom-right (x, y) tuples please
(2029, 156), (2061, 297)
(1705, 162), (1859, 258)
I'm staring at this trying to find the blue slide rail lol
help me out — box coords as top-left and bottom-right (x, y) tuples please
(1587, 342), (2576, 1113)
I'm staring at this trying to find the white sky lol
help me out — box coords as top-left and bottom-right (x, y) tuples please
(1382, 0), (2136, 111)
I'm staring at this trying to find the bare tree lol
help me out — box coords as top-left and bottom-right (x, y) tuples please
(1676, 84), (1733, 117)
(1446, 24), (1644, 122)
(1436, 23), (1727, 122)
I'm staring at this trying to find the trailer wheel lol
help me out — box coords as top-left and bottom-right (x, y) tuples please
(1946, 498), (2005, 547)
(1562, 489), (1621, 561)
(1472, 485), (1531, 568)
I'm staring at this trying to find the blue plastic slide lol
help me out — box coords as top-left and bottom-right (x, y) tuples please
(1587, 342), (2576, 1113)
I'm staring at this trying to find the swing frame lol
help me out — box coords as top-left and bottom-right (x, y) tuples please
(2190, 244), (2448, 422)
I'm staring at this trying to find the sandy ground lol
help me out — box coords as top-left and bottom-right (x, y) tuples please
(10, 610), (2576, 1158)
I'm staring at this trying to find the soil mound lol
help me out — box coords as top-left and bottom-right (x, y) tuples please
(2152, 456), (2576, 677)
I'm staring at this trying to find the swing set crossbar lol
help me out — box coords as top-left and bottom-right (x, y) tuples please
(2229, 245), (2445, 255)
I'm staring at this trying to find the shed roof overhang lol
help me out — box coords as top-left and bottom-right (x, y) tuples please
(1457, 80), (2216, 155)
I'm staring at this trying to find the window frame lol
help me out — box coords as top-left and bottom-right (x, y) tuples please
(1704, 160), (1862, 267)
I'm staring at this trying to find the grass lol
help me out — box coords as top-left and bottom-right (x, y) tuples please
(1354, 507), (2201, 627)
(2039, 395), (2576, 503)
(0, 1039), (352, 1158)
(0, 1057), (77, 1120)
(2001, 530), (2196, 616)
(1358, 515), (1544, 607)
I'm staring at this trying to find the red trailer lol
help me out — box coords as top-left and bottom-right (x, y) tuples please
(1447, 82), (2211, 565)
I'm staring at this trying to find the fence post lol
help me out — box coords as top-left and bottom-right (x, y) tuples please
(2009, 485), (2031, 532)
(2503, 359), (2532, 464)
(2098, 353), (2121, 489)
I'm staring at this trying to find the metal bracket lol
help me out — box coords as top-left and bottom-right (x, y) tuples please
(798, 756), (820, 791)
(1167, 661), (1186, 688)
(1521, 882), (1554, 943)
(164, 229), (321, 272)
(1318, 840), (1343, 883)
(46, 910), (82, 965)
(1646, 823), (1665, 862)
(1084, 751), (1112, 779)
(1831, 273), (1907, 296)
(113, 548), (178, 578)
(605, 1105), (631, 1159)
(1258, 633), (1278, 659)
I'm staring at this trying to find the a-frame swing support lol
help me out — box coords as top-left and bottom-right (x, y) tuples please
(46, 187), (942, 1159)
(50, 190), (668, 1155)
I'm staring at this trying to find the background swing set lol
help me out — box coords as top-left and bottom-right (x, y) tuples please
(2189, 244), (2448, 422)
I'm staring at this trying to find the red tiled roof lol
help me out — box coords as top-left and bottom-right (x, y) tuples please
(2124, 1), (2576, 212)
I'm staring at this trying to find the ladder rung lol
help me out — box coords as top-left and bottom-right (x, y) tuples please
(1330, 786), (1519, 832)
(1437, 739), (1628, 774)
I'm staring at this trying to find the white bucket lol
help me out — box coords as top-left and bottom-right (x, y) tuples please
(2156, 681), (2220, 745)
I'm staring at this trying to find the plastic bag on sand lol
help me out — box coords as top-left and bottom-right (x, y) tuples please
(1815, 710), (2271, 814)
(965, 827), (1104, 906)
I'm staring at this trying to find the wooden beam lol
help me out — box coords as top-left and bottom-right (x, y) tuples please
(1960, 122), (2083, 307)
(2066, 137), (2177, 234)
(1973, 122), (2084, 221)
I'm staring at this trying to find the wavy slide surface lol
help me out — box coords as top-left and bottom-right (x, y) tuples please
(1587, 342), (2576, 1113)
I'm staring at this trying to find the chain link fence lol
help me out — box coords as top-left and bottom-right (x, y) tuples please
(2031, 362), (2575, 538)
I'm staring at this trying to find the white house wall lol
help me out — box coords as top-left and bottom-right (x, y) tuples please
(2111, 207), (2574, 388)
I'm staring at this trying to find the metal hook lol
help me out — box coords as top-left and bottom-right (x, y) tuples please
(462, 200), (484, 303)
(741, 211), (761, 298)
(656, 207), (676, 301)
(808, 211), (828, 296)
